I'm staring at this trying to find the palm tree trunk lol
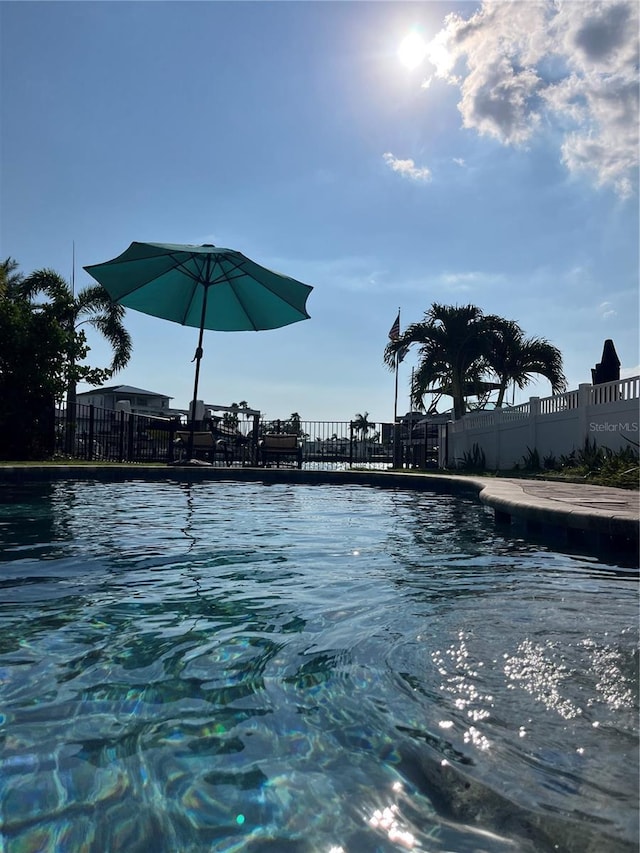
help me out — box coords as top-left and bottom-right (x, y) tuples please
(451, 373), (465, 420)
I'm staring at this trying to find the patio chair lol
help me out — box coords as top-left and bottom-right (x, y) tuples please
(257, 434), (303, 468)
(174, 430), (231, 465)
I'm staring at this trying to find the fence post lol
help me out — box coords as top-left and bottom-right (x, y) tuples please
(251, 414), (260, 466)
(455, 416), (470, 468)
(447, 421), (454, 468)
(420, 424), (427, 469)
(88, 404), (95, 462)
(493, 407), (502, 470)
(528, 397), (540, 457)
(441, 422), (448, 469)
(393, 422), (402, 468)
(118, 411), (125, 461)
(127, 415), (135, 461)
(167, 422), (176, 463)
(65, 400), (77, 456)
(578, 383), (592, 448)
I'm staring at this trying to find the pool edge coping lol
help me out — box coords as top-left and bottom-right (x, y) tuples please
(1, 464), (638, 556)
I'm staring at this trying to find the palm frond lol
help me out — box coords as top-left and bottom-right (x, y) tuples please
(20, 269), (73, 308)
(1, 257), (25, 298)
(90, 310), (132, 373)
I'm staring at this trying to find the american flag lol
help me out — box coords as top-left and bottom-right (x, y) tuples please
(388, 312), (400, 341)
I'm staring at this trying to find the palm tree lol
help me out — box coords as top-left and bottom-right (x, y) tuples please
(485, 318), (566, 406)
(352, 411), (375, 440)
(18, 269), (132, 447)
(222, 407), (239, 430)
(286, 412), (302, 436)
(385, 304), (492, 419)
(385, 304), (566, 418)
(0, 257), (24, 299)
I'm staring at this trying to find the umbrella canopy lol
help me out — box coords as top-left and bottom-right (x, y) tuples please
(84, 242), (312, 332)
(84, 242), (313, 457)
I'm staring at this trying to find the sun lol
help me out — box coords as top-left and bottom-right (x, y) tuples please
(398, 31), (428, 70)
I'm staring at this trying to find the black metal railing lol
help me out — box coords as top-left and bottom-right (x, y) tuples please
(52, 404), (441, 469)
(54, 403), (180, 463)
(259, 419), (393, 468)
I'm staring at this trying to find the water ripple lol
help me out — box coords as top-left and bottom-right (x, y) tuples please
(0, 479), (637, 852)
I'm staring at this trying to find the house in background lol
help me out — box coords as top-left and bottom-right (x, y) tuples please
(76, 385), (174, 417)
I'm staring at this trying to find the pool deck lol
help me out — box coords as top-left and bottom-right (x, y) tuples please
(466, 475), (639, 547)
(1, 464), (638, 558)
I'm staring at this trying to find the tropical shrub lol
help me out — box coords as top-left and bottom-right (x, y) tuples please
(556, 438), (638, 489)
(0, 290), (70, 459)
(521, 446), (541, 471)
(458, 443), (486, 472)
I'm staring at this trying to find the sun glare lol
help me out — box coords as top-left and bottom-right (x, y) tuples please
(398, 31), (428, 70)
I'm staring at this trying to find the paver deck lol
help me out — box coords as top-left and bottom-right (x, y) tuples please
(361, 471), (639, 553)
(467, 476), (639, 546)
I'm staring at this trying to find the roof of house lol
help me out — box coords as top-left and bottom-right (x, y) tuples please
(77, 385), (173, 400)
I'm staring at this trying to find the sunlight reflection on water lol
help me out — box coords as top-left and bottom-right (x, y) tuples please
(0, 478), (637, 852)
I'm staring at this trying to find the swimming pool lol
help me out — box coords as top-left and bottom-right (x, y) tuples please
(1, 478), (637, 852)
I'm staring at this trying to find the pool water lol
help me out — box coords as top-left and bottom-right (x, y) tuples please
(0, 479), (637, 853)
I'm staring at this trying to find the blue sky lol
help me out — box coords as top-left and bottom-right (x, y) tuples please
(2, 0), (638, 424)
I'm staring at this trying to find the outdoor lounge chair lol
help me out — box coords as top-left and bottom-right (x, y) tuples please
(174, 430), (232, 465)
(257, 434), (303, 468)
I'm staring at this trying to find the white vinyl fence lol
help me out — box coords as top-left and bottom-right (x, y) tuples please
(447, 376), (640, 470)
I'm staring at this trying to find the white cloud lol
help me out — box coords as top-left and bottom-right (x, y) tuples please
(442, 271), (483, 285)
(383, 152), (432, 182)
(599, 300), (617, 319)
(426, 0), (639, 196)
(452, 157), (466, 167)
(437, 270), (506, 292)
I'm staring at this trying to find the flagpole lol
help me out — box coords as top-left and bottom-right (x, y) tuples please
(393, 351), (399, 425)
(391, 307), (401, 467)
(391, 306), (401, 422)
(409, 366), (415, 468)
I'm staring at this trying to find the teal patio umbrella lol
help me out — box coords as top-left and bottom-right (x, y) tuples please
(84, 242), (313, 456)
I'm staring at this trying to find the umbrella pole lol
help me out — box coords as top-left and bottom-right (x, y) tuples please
(188, 284), (209, 459)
